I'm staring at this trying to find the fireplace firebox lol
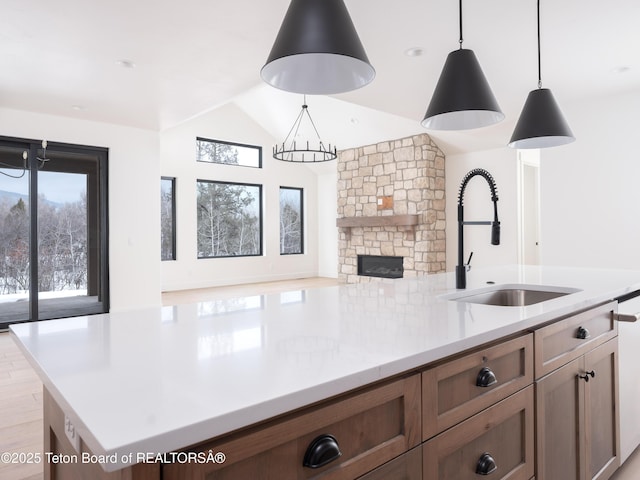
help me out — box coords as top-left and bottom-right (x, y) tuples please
(357, 255), (404, 279)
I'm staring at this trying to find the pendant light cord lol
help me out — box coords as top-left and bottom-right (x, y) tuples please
(458, 0), (463, 49)
(537, 0), (542, 88)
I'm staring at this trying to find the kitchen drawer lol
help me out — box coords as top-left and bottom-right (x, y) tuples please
(423, 385), (535, 480)
(534, 301), (617, 379)
(163, 374), (421, 480)
(422, 333), (533, 439)
(357, 446), (421, 480)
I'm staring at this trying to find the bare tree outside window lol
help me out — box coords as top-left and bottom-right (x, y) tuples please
(196, 137), (261, 168)
(37, 192), (88, 292)
(0, 179), (88, 295)
(197, 180), (262, 258)
(161, 177), (176, 261)
(280, 187), (303, 255)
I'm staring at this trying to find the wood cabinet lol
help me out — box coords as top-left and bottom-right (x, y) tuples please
(534, 301), (617, 378)
(535, 301), (620, 480)
(163, 374), (421, 480)
(422, 334), (533, 440)
(423, 385), (535, 480)
(357, 446), (422, 480)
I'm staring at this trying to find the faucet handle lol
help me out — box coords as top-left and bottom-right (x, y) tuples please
(465, 252), (474, 272)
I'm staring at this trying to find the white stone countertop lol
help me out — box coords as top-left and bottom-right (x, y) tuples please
(10, 265), (640, 471)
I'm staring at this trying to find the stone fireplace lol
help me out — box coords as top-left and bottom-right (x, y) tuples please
(337, 134), (446, 283)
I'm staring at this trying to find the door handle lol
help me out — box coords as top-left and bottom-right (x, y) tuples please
(476, 367), (498, 388)
(613, 312), (639, 322)
(578, 370), (596, 382)
(303, 434), (341, 469)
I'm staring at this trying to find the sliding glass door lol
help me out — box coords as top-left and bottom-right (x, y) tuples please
(0, 144), (30, 324)
(0, 137), (109, 329)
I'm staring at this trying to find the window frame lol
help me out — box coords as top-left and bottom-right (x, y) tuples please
(196, 137), (262, 169)
(196, 179), (263, 259)
(161, 177), (176, 261)
(279, 186), (304, 255)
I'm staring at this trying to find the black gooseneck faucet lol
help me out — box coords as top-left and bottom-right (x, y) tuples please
(456, 168), (500, 289)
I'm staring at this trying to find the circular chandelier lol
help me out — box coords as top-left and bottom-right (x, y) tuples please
(273, 97), (337, 163)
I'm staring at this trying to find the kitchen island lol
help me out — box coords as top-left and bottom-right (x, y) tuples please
(10, 265), (640, 479)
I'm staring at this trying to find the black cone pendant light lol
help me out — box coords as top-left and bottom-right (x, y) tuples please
(509, 0), (574, 149)
(422, 0), (504, 130)
(261, 0), (375, 95)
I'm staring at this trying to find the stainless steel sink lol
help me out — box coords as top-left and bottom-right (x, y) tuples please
(446, 285), (581, 307)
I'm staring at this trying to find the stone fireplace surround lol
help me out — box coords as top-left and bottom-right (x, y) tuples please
(337, 133), (446, 283)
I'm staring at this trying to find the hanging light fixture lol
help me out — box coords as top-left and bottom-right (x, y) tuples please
(509, 0), (574, 149)
(421, 0), (504, 130)
(273, 96), (337, 163)
(261, 0), (375, 95)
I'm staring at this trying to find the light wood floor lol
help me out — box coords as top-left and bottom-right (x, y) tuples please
(2, 276), (640, 480)
(0, 333), (43, 480)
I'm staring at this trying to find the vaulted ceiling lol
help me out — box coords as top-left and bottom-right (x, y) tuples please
(2, 0), (638, 154)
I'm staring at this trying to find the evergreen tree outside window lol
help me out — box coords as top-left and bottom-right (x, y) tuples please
(280, 187), (303, 255)
(161, 177), (176, 261)
(196, 137), (262, 168)
(197, 180), (262, 258)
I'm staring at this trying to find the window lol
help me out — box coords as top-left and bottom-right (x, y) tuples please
(197, 180), (262, 258)
(161, 177), (176, 261)
(196, 137), (262, 168)
(280, 187), (303, 255)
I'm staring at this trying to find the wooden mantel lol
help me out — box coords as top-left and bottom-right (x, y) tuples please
(336, 214), (420, 240)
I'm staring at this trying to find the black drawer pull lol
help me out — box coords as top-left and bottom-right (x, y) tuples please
(578, 370), (596, 382)
(577, 326), (590, 340)
(303, 434), (342, 469)
(476, 367), (498, 388)
(476, 452), (497, 475)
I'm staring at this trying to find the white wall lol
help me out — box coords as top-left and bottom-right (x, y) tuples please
(0, 107), (161, 311)
(317, 172), (338, 278)
(159, 103), (320, 291)
(540, 90), (640, 270)
(445, 148), (519, 272)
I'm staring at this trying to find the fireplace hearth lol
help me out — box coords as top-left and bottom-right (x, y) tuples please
(358, 255), (404, 279)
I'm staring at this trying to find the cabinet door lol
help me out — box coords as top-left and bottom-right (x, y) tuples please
(423, 386), (535, 480)
(534, 302), (617, 379)
(535, 338), (620, 480)
(422, 334), (533, 439)
(163, 375), (421, 480)
(535, 356), (585, 480)
(357, 446), (421, 480)
(584, 339), (620, 480)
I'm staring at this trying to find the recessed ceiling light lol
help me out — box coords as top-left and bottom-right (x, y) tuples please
(404, 47), (424, 57)
(116, 59), (136, 69)
(350, 117), (359, 125)
(611, 66), (630, 74)
(71, 105), (87, 111)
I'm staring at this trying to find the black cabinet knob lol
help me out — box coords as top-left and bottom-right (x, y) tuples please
(578, 370), (596, 382)
(476, 367), (498, 388)
(577, 326), (591, 340)
(476, 452), (498, 475)
(303, 434), (342, 469)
